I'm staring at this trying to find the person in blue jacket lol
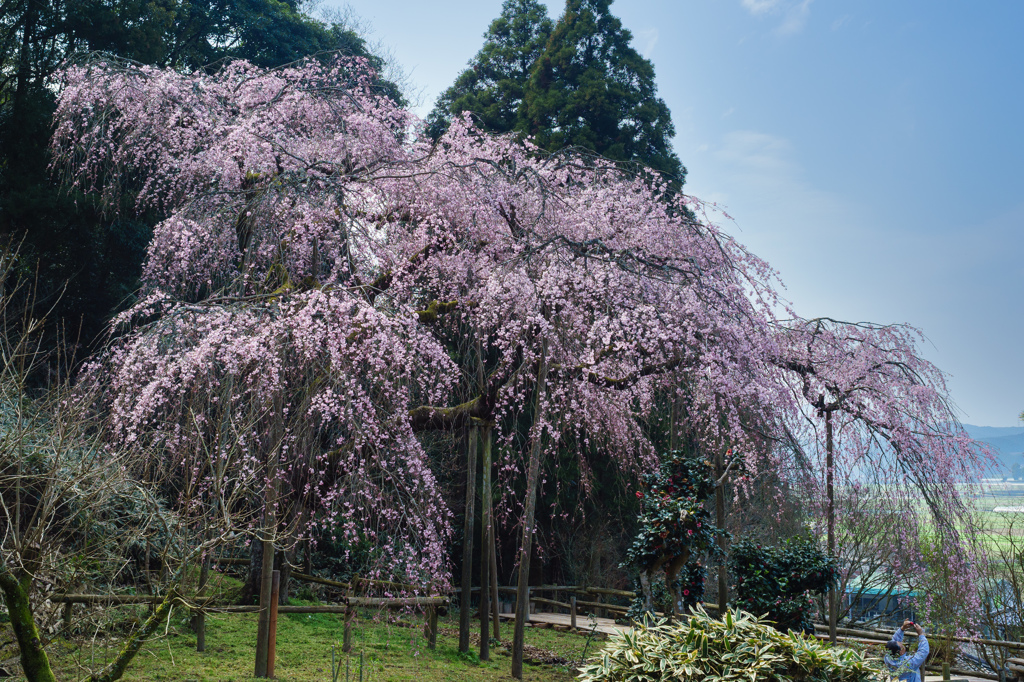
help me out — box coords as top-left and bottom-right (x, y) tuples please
(884, 619), (929, 682)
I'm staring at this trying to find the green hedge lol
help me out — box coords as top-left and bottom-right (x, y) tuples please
(578, 607), (880, 682)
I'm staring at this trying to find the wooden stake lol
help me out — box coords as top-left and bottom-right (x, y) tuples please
(826, 409), (837, 644)
(511, 337), (549, 679)
(196, 551), (210, 652)
(715, 448), (728, 614)
(490, 524), (500, 641)
(459, 424), (479, 654)
(268, 570), (280, 677)
(343, 605), (353, 653)
(480, 423), (493, 662)
(255, 396), (282, 678)
(424, 605), (438, 650)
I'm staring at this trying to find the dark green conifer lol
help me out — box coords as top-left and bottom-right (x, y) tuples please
(520, 0), (684, 184)
(426, 0), (553, 140)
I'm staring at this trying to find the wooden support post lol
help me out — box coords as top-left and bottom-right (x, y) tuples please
(254, 524), (276, 676)
(196, 552), (210, 652)
(570, 596), (577, 630)
(826, 409), (837, 644)
(490, 459), (500, 642)
(424, 605), (438, 650)
(459, 424), (479, 654)
(343, 605), (353, 653)
(480, 424), (493, 662)
(511, 337), (549, 680)
(62, 602), (73, 636)
(255, 399), (282, 679)
(268, 570), (280, 678)
(715, 448), (728, 615)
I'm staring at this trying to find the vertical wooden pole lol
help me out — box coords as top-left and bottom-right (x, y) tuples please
(490, 463), (500, 641)
(826, 409), (837, 644)
(196, 552), (210, 652)
(570, 596), (576, 630)
(480, 423), (493, 662)
(268, 570), (280, 678)
(715, 449), (728, 615)
(459, 424), (479, 654)
(424, 605), (438, 650)
(62, 602), (73, 636)
(255, 396), (282, 678)
(343, 604), (353, 653)
(669, 395), (678, 452)
(343, 576), (356, 653)
(511, 339), (549, 680)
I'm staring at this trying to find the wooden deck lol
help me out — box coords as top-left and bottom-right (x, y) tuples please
(497, 611), (629, 636)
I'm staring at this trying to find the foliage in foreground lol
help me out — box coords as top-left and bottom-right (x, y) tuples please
(578, 607), (881, 682)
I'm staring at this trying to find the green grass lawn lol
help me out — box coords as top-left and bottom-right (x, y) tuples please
(34, 606), (591, 682)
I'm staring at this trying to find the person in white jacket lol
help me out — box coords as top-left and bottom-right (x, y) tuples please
(884, 619), (929, 682)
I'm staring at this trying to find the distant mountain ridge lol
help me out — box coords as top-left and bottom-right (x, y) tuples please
(963, 424), (1024, 474)
(962, 424), (1024, 440)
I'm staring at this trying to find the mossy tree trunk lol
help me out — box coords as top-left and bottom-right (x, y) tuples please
(85, 587), (179, 682)
(0, 566), (55, 682)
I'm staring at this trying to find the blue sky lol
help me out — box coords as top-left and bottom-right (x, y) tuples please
(326, 0), (1024, 427)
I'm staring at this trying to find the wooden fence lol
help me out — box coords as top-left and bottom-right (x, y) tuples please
(52, 561), (450, 679)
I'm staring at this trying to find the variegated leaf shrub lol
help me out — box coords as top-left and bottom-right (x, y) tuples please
(578, 607), (882, 682)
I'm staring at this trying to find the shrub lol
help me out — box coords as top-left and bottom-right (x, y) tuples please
(577, 607), (881, 682)
(623, 450), (721, 616)
(729, 536), (837, 633)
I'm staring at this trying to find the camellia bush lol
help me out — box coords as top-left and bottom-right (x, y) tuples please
(578, 607), (880, 682)
(729, 536), (838, 634)
(623, 450), (720, 617)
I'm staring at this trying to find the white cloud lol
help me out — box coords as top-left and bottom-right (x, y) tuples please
(831, 14), (852, 31)
(777, 0), (813, 36)
(741, 0), (782, 15)
(740, 0), (814, 36)
(634, 28), (659, 59)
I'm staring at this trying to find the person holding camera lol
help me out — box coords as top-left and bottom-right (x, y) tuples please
(884, 619), (929, 682)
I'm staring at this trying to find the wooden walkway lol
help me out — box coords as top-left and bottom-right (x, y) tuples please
(498, 611), (628, 636)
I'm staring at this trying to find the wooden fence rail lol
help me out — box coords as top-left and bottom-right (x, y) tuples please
(52, 590), (449, 655)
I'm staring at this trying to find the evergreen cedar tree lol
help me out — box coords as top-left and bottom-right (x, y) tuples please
(426, 0), (552, 140)
(0, 0), (401, 357)
(428, 0), (685, 189)
(50, 56), (990, 671)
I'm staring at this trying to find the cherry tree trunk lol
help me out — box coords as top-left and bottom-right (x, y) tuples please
(459, 424), (479, 653)
(511, 340), (549, 679)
